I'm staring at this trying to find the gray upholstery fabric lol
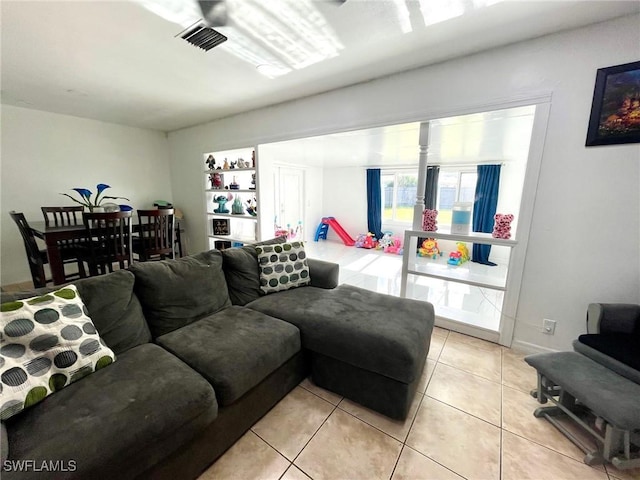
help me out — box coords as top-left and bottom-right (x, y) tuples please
(247, 284), (434, 384)
(572, 339), (640, 385)
(1, 422), (7, 463)
(525, 351), (640, 430)
(3, 343), (217, 480)
(74, 270), (151, 354)
(0, 271), (149, 355)
(156, 306), (301, 407)
(220, 237), (286, 306)
(307, 258), (339, 289)
(312, 352), (419, 420)
(587, 303), (640, 334)
(129, 252), (231, 337)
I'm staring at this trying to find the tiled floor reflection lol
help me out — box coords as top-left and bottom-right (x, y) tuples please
(200, 330), (617, 480)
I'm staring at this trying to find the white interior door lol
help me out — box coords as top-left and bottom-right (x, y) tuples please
(275, 166), (305, 239)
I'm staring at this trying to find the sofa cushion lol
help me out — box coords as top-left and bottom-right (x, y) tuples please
(256, 241), (310, 294)
(3, 343), (217, 480)
(0, 270), (150, 356)
(247, 284), (433, 384)
(156, 306), (300, 406)
(221, 236), (286, 305)
(1, 285), (116, 421)
(129, 251), (231, 337)
(74, 270), (150, 354)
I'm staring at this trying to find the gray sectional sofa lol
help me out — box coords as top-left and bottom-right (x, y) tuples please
(0, 239), (434, 479)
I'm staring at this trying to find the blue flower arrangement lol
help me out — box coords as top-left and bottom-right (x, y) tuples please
(61, 184), (129, 212)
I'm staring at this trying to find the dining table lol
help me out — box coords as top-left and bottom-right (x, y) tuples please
(30, 217), (183, 285)
(30, 220), (102, 286)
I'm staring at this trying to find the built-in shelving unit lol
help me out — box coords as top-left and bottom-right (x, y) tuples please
(203, 148), (259, 248)
(400, 229), (517, 337)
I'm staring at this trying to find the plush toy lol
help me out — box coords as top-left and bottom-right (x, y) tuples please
(363, 233), (376, 249)
(422, 209), (438, 232)
(384, 237), (403, 254)
(418, 238), (440, 259)
(492, 213), (514, 239)
(377, 231), (394, 250)
(354, 234), (366, 248)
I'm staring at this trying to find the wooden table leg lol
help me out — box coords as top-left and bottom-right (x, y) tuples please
(45, 239), (66, 285)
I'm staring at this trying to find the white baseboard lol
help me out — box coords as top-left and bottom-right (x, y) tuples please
(510, 339), (558, 355)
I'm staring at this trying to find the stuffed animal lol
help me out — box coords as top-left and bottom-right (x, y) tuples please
(384, 237), (402, 254)
(418, 238), (440, 259)
(377, 232), (394, 250)
(422, 209), (438, 232)
(492, 214), (514, 239)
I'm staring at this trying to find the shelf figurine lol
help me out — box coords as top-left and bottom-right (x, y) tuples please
(250, 173), (256, 190)
(213, 193), (233, 213)
(231, 196), (244, 215)
(229, 175), (239, 190)
(237, 158), (246, 168)
(205, 155), (216, 170)
(246, 198), (257, 217)
(210, 172), (223, 189)
(223, 158), (230, 169)
(251, 150), (255, 168)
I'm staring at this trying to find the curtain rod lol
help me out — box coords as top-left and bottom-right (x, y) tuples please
(366, 161), (506, 169)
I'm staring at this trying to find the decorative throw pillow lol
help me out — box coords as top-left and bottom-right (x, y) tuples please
(256, 241), (311, 294)
(0, 285), (116, 420)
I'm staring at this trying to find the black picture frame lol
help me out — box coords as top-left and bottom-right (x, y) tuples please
(212, 218), (230, 236)
(585, 60), (640, 146)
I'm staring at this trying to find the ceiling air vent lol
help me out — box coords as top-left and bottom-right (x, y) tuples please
(180, 23), (227, 51)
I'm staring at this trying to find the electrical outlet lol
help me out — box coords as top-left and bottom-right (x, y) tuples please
(542, 318), (556, 335)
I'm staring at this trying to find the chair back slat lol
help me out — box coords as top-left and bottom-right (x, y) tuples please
(136, 209), (175, 261)
(42, 206), (83, 227)
(9, 211), (48, 287)
(83, 211), (133, 275)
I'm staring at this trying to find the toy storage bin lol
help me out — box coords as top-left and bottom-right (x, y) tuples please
(451, 202), (472, 234)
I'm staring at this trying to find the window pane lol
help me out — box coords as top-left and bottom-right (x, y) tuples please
(395, 173), (417, 222)
(459, 172), (477, 203)
(382, 174), (394, 221)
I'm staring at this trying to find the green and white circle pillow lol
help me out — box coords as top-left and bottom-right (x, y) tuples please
(256, 241), (311, 294)
(0, 285), (116, 420)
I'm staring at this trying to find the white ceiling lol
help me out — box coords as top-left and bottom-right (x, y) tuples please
(259, 104), (536, 167)
(1, 0), (638, 132)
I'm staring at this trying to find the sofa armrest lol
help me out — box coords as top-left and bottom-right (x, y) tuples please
(308, 258), (339, 289)
(587, 303), (640, 334)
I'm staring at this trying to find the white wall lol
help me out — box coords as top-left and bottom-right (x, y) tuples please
(321, 167), (367, 242)
(167, 14), (640, 351)
(1, 105), (172, 284)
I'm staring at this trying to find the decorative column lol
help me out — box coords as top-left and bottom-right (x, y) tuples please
(413, 122), (430, 230)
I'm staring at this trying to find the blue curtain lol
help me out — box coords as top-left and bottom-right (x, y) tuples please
(472, 164), (501, 265)
(366, 169), (383, 239)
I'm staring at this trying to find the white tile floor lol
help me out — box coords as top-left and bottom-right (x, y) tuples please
(198, 240), (640, 480)
(200, 327), (639, 480)
(305, 240), (503, 331)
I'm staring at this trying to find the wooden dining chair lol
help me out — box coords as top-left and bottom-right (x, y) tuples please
(134, 209), (175, 261)
(9, 211), (85, 288)
(41, 206), (83, 227)
(81, 211), (133, 276)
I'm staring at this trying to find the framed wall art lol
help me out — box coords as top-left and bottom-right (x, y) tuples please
(585, 60), (640, 146)
(212, 218), (230, 236)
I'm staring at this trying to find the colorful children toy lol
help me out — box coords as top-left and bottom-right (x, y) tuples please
(377, 231), (394, 250)
(355, 232), (376, 249)
(418, 238), (440, 259)
(492, 213), (514, 239)
(384, 237), (403, 254)
(422, 209), (438, 232)
(213, 193), (233, 213)
(448, 242), (470, 265)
